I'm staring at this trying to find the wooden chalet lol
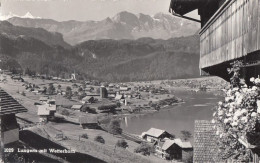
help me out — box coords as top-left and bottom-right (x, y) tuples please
(82, 96), (95, 104)
(115, 94), (124, 100)
(39, 96), (49, 103)
(37, 103), (56, 122)
(79, 116), (99, 129)
(0, 88), (27, 159)
(71, 105), (83, 110)
(141, 128), (173, 143)
(155, 138), (193, 160)
(170, 0), (260, 83)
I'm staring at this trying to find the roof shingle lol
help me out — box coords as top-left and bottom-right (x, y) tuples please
(193, 120), (222, 162)
(0, 89), (27, 115)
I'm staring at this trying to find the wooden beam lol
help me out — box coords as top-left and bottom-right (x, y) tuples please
(171, 12), (201, 23)
(0, 117), (4, 162)
(242, 60), (260, 67)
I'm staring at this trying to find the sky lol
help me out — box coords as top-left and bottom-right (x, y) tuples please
(0, 0), (199, 21)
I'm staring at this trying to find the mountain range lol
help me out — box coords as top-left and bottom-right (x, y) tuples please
(0, 11), (201, 82)
(7, 11), (200, 45)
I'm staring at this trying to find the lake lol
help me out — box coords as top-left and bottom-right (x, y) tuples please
(121, 89), (224, 143)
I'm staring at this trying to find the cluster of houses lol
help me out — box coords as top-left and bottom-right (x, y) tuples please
(137, 85), (169, 95)
(162, 78), (227, 91)
(30, 73), (76, 82)
(141, 128), (192, 161)
(11, 75), (24, 82)
(37, 97), (57, 122)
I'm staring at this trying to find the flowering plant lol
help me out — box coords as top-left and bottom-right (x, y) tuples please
(213, 62), (260, 161)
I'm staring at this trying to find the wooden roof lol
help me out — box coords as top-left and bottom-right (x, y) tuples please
(144, 128), (166, 138)
(161, 139), (192, 150)
(169, 0), (206, 15)
(193, 120), (222, 162)
(0, 89), (27, 116)
(169, 0), (222, 16)
(79, 115), (98, 124)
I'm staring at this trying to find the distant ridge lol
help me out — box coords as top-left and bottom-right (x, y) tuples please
(8, 11), (200, 45)
(0, 21), (70, 48)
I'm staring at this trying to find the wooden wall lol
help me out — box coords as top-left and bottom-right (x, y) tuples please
(200, 0), (260, 69)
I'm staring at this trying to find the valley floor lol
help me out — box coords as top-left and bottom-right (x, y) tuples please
(1, 75), (188, 163)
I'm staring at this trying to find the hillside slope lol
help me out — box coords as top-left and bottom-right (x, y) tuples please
(0, 32), (200, 82)
(0, 21), (70, 48)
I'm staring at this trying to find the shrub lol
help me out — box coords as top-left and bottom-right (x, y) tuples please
(180, 130), (192, 141)
(81, 134), (88, 139)
(116, 139), (128, 149)
(5, 153), (27, 163)
(47, 83), (55, 95)
(94, 136), (105, 144)
(60, 109), (70, 116)
(108, 119), (122, 135)
(134, 142), (154, 156)
(21, 91), (26, 96)
(87, 108), (97, 114)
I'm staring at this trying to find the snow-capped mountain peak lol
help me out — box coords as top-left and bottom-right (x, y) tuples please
(0, 12), (41, 21)
(22, 12), (34, 19)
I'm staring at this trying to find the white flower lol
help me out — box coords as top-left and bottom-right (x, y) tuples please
(242, 84), (247, 88)
(225, 96), (234, 102)
(218, 110), (224, 116)
(227, 90), (232, 96)
(211, 119), (215, 123)
(255, 78), (260, 84)
(236, 97), (243, 105)
(224, 119), (229, 123)
(250, 77), (255, 82)
(229, 108), (233, 113)
(241, 109), (247, 114)
(241, 116), (248, 122)
(252, 86), (258, 91)
(235, 92), (241, 97)
(234, 110), (242, 117)
(233, 88), (239, 91)
(233, 116), (238, 121)
(242, 88), (248, 93)
(218, 101), (223, 106)
(257, 100), (260, 113)
(231, 121), (238, 127)
(251, 112), (257, 117)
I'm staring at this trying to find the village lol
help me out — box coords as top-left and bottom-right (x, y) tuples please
(0, 71), (195, 163)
